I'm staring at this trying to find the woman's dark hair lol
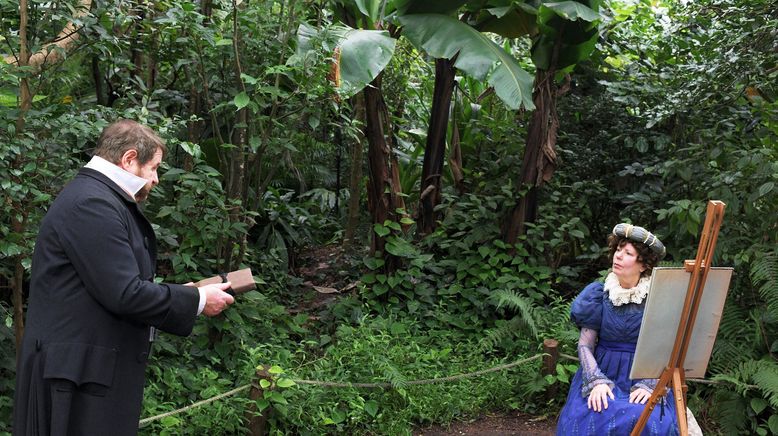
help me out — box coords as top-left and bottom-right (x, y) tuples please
(607, 234), (660, 278)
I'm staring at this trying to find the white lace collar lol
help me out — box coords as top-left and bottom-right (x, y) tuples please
(604, 272), (650, 306)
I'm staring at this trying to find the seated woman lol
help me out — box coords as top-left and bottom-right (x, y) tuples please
(556, 223), (680, 436)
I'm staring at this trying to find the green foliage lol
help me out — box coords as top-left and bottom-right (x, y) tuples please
(751, 249), (778, 327)
(153, 160), (253, 277)
(260, 315), (546, 435)
(708, 360), (778, 435)
(1, 0), (776, 434)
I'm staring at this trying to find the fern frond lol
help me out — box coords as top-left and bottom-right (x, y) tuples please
(709, 338), (754, 374)
(478, 316), (538, 351)
(709, 303), (757, 373)
(752, 362), (778, 408)
(750, 249), (778, 321)
(710, 389), (748, 434)
(490, 289), (539, 338)
(379, 359), (407, 390)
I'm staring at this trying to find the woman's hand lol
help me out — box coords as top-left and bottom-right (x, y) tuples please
(629, 387), (652, 404)
(587, 384), (614, 412)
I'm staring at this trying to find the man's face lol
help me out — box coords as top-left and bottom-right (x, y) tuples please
(128, 148), (163, 202)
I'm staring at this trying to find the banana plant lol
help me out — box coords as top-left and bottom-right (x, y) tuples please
(296, 1), (406, 271)
(397, 2), (538, 235)
(503, 0), (603, 245)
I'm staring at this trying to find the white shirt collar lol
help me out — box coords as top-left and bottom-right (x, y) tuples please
(84, 155), (147, 199)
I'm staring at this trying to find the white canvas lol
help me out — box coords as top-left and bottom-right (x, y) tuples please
(630, 267), (734, 379)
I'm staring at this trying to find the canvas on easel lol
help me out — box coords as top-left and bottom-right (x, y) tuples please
(630, 266), (733, 380)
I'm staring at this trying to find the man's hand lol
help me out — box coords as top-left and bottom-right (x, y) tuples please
(200, 282), (235, 317)
(629, 387), (652, 404)
(587, 384), (614, 412)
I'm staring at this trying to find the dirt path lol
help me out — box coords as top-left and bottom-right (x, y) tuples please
(414, 411), (556, 436)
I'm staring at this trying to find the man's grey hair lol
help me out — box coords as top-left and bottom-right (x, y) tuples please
(94, 119), (167, 164)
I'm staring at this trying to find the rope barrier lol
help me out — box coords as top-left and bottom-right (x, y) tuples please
(139, 347), (756, 427)
(139, 384), (251, 427)
(139, 353), (544, 426)
(293, 354), (543, 389)
(560, 353), (579, 362)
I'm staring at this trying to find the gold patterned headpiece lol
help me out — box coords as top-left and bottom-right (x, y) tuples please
(612, 223), (666, 259)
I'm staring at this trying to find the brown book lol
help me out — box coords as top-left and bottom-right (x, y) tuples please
(192, 268), (256, 295)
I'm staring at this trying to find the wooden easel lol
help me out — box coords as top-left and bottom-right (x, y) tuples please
(631, 200), (726, 436)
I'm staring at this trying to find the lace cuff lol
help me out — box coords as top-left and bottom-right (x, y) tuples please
(581, 367), (615, 396)
(576, 327), (615, 397)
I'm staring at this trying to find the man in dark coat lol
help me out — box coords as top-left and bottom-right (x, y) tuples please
(13, 120), (236, 435)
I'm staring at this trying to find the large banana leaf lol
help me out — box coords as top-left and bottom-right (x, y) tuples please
(355, 0), (382, 22)
(531, 1), (601, 70)
(540, 1), (601, 22)
(476, 6), (538, 38)
(394, 0), (469, 15)
(399, 14), (535, 110)
(296, 23), (397, 98)
(337, 28), (397, 97)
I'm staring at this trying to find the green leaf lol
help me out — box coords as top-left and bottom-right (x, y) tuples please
(276, 378), (296, 388)
(385, 237), (418, 258)
(751, 397), (768, 414)
(542, 2), (601, 22)
(355, 0), (381, 22)
(768, 415), (778, 435)
(364, 400), (379, 417)
(478, 7), (537, 38)
(374, 223), (390, 237)
(260, 379), (272, 389)
(336, 27), (397, 97)
(233, 92), (250, 110)
(758, 182), (774, 197)
(256, 398), (270, 411)
(399, 14), (534, 110)
(268, 365), (284, 374)
(395, 0), (468, 15)
(160, 416), (181, 427)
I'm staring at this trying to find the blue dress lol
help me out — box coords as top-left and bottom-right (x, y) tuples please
(556, 282), (680, 436)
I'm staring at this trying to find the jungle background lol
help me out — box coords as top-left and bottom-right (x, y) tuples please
(1, 0), (776, 434)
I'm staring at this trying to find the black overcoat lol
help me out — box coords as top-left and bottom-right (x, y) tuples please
(13, 168), (199, 435)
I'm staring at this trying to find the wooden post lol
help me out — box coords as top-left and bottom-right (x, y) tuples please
(246, 365), (272, 436)
(543, 338), (560, 400)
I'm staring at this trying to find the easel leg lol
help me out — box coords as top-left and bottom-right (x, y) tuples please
(673, 368), (688, 435)
(631, 368), (673, 436)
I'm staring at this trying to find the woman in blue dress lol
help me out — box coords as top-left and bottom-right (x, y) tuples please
(556, 223), (680, 436)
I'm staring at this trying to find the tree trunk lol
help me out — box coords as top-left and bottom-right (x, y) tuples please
(502, 68), (559, 245)
(224, 0), (248, 271)
(449, 117), (465, 194)
(343, 94), (366, 247)
(12, 0), (32, 353)
(418, 57), (456, 236)
(364, 74), (402, 272)
(3, 0), (93, 73)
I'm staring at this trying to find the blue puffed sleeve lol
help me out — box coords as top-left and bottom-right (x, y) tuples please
(570, 282), (604, 330)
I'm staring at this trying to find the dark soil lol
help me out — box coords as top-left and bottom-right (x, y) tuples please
(414, 411), (556, 436)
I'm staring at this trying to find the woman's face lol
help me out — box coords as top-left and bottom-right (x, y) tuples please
(612, 241), (646, 287)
